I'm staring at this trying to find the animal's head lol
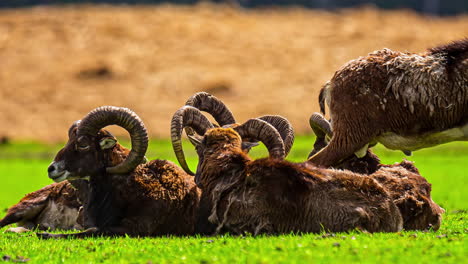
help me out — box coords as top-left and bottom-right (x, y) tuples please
(401, 191), (444, 231)
(308, 112), (380, 174)
(183, 92), (294, 156)
(171, 105), (286, 186)
(391, 160), (445, 231)
(48, 106), (148, 182)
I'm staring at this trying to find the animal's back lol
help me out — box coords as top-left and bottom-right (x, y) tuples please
(327, 46), (467, 137)
(111, 159), (200, 236)
(210, 158), (402, 234)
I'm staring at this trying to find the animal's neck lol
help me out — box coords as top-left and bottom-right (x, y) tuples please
(200, 149), (247, 192)
(84, 176), (122, 229)
(104, 144), (130, 168)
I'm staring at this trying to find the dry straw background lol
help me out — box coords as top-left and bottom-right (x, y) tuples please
(0, 3), (467, 141)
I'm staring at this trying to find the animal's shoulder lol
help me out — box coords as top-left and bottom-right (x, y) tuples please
(129, 159), (193, 199)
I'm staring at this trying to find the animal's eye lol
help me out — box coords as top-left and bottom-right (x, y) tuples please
(76, 136), (90, 151)
(76, 143), (90, 151)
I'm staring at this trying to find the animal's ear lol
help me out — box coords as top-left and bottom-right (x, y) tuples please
(99, 137), (117, 150)
(187, 134), (202, 146)
(241, 141), (260, 152)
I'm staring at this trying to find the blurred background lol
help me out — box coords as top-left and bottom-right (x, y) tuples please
(0, 1), (467, 142)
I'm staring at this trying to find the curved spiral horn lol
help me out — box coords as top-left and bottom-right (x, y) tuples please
(234, 119), (285, 159)
(185, 92), (236, 125)
(308, 113), (333, 158)
(309, 113), (333, 138)
(184, 92), (235, 144)
(257, 115), (294, 156)
(77, 106), (148, 174)
(171, 106), (214, 175)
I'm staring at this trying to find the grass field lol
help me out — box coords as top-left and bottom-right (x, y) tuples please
(0, 136), (466, 263)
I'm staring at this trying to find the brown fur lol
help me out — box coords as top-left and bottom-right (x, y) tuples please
(93, 159), (200, 236)
(309, 140), (444, 231)
(42, 126), (202, 238)
(309, 39), (468, 167)
(429, 38), (468, 74)
(195, 128), (403, 235)
(371, 160), (444, 231)
(0, 181), (83, 231)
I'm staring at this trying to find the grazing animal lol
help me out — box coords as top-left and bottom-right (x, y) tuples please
(40, 106), (200, 238)
(171, 106), (403, 235)
(308, 113), (444, 230)
(0, 180), (87, 232)
(309, 39), (468, 167)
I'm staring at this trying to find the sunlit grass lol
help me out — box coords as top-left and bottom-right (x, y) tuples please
(0, 138), (466, 263)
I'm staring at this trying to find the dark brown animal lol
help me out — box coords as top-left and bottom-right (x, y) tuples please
(0, 180), (86, 232)
(308, 113), (444, 230)
(175, 92), (294, 234)
(40, 106), (200, 238)
(175, 92), (295, 175)
(309, 39), (468, 167)
(372, 161), (444, 230)
(171, 107), (403, 235)
(185, 92), (295, 154)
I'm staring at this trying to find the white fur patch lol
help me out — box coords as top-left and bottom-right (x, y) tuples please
(377, 123), (468, 151)
(4, 227), (31, 233)
(36, 201), (79, 230)
(354, 144), (369, 158)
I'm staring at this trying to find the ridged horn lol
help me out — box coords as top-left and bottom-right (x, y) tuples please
(309, 113), (333, 138)
(185, 92), (236, 125)
(257, 115), (294, 156)
(184, 92), (235, 143)
(171, 106), (214, 175)
(77, 106), (148, 174)
(234, 119), (285, 159)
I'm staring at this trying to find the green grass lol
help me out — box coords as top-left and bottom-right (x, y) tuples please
(0, 136), (466, 263)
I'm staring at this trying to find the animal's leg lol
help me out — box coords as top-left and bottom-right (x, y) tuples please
(36, 227), (100, 239)
(307, 130), (373, 168)
(0, 213), (23, 229)
(0, 199), (47, 229)
(36, 226), (131, 239)
(4, 227), (32, 233)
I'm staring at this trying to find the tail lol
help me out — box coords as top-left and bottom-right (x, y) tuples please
(318, 82), (330, 115)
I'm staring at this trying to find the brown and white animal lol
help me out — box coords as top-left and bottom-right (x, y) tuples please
(308, 113), (444, 230)
(0, 180), (87, 233)
(309, 39), (468, 167)
(39, 106), (200, 238)
(171, 106), (403, 235)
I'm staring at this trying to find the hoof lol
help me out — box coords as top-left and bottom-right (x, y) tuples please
(4, 227), (31, 233)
